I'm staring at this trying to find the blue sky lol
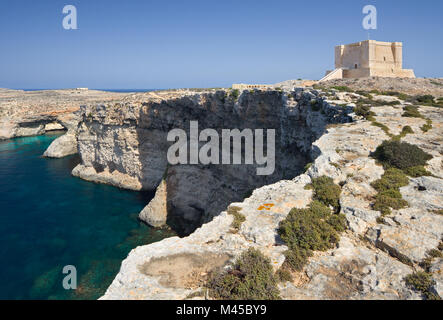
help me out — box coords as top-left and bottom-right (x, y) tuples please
(0, 0), (442, 89)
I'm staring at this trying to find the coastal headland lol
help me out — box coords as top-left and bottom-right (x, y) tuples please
(1, 78), (442, 300)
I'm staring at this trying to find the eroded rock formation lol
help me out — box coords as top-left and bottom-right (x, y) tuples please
(95, 88), (442, 300)
(73, 89), (351, 234)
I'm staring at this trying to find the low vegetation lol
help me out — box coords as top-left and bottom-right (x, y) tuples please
(405, 272), (441, 300)
(206, 248), (281, 300)
(370, 168), (409, 216)
(278, 200), (346, 272)
(421, 118), (433, 133)
(392, 126), (414, 141)
(229, 89), (240, 100)
(227, 206), (246, 233)
(279, 177), (345, 272)
(371, 121), (392, 137)
(370, 139), (433, 215)
(275, 267), (293, 283)
(407, 94), (442, 108)
(400, 105), (433, 133)
(303, 163), (312, 173)
(373, 140), (433, 171)
(356, 97), (400, 108)
(420, 239), (443, 270)
(331, 85), (353, 92)
(354, 104), (375, 120)
(403, 166), (432, 178)
(402, 105), (423, 118)
(308, 176), (342, 210)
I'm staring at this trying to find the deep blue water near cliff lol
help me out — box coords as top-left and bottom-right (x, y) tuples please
(0, 133), (175, 300)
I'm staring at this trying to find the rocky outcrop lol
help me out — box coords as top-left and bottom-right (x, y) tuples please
(99, 87), (442, 300)
(139, 179), (168, 227)
(0, 88), (130, 140)
(73, 89), (351, 234)
(43, 131), (78, 158)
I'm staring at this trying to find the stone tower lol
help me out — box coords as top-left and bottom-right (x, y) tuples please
(320, 40), (415, 81)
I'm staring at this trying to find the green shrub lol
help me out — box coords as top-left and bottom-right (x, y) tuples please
(331, 86), (353, 92)
(416, 95), (435, 104)
(376, 91), (410, 101)
(275, 268), (293, 283)
(303, 163), (312, 173)
(421, 119), (433, 133)
(405, 272), (441, 300)
(278, 199), (345, 273)
(401, 125), (414, 135)
(227, 206), (246, 233)
(392, 126), (414, 141)
(280, 202), (340, 248)
(354, 105), (375, 120)
(373, 141), (433, 170)
(326, 213), (347, 232)
(283, 248), (311, 272)
(376, 216), (386, 224)
(403, 166), (432, 178)
(428, 249), (443, 258)
(310, 176), (342, 209)
(230, 89), (240, 100)
(373, 194), (408, 216)
(355, 90), (373, 99)
(371, 168), (410, 216)
(371, 121), (392, 137)
(371, 140), (433, 216)
(371, 168), (409, 192)
(206, 248), (281, 300)
(402, 106), (423, 118)
(378, 188), (403, 199)
(390, 92), (410, 101)
(279, 206), (339, 252)
(278, 179), (344, 273)
(384, 100), (401, 106)
(408, 95), (443, 107)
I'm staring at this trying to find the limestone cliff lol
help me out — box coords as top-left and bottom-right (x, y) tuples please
(72, 89), (351, 235)
(95, 87), (443, 300)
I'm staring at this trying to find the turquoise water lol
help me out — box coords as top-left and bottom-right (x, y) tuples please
(0, 133), (175, 300)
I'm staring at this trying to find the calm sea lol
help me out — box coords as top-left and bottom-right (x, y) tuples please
(0, 133), (175, 299)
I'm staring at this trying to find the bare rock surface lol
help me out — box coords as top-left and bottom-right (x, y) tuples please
(319, 77), (443, 97)
(43, 131), (78, 158)
(139, 180), (168, 227)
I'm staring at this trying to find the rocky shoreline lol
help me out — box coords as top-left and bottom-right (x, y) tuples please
(0, 88), (130, 141)
(71, 89), (351, 234)
(95, 86), (442, 300)
(1, 80), (442, 300)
